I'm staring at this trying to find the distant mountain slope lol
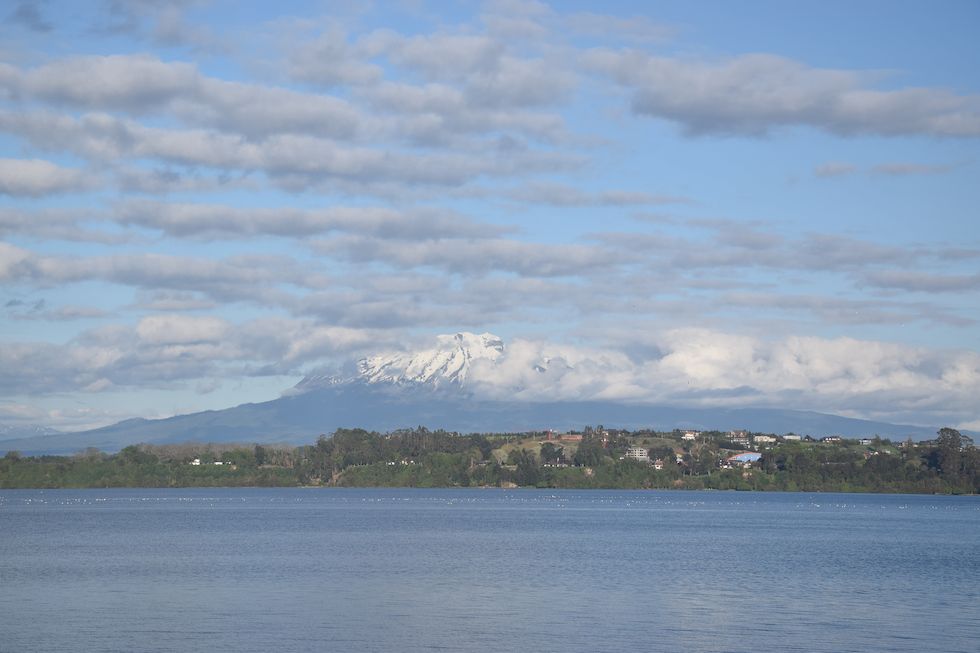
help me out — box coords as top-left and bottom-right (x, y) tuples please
(0, 424), (61, 440)
(2, 332), (964, 455)
(0, 382), (949, 455)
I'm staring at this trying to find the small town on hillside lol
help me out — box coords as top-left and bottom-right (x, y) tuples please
(2, 425), (976, 493)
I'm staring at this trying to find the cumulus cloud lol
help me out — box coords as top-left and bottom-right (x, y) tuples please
(0, 158), (95, 197)
(563, 12), (673, 44)
(0, 241), (31, 279)
(113, 200), (505, 239)
(814, 162), (857, 178)
(5, 300), (108, 321)
(0, 317), (394, 395)
(360, 81), (567, 144)
(281, 329), (978, 425)
(480, 0), (552, 40)
(505, 181), (690, 207)
(815, 161), (957, 178)
(96, 0), (221, 51)
(367, 28), (574, 109)
(0, 206), (132, 243)
(315, 235), (613, 277)
(136, 314), (229, 344)
(1, 3), (977, 431)
(7, 1), (52, 32)
(4, 54), (362, 139)
(871, 162), (955, 176)
(1, 49), (577, 154)
(0, 109), (578, 190)
(2, 246), (324, 304)
(461, 330), (980, 425)
(288, 25), (384, 88)
(862, 269), (980, 293)
(585, 50), (980, 137)
(132, 290), (216, 311)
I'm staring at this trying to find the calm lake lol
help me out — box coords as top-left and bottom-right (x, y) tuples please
(1, 489), (977, 653)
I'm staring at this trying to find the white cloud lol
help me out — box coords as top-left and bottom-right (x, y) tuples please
(288, 25), (384, 88)
(10, 54), (362, 139)
(862, 269), (980, 293)
(505, 182), (690, 206)
(387, 33), (506, 80)
(1, 3), (977, 432)
(2, 246), (322, 304)
(0, 241), (31, 279)
(462, 330), (980, 425)
(113, 200), (504, 239)
(814, 162), (857, 178)
(585, 50), (980, 137)
(0, 109), (578, 189)
(315, 235), (612, 277)
(871, 162), (954, 176)
(136, 315), (229, 344)
(563, 12), (674, 44)
(0, 158), (94, 197)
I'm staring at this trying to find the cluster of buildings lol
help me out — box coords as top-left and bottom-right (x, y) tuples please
(616, 429), (886, 471)
(623, 447), (667, 470)
(188, 458), (233, 466)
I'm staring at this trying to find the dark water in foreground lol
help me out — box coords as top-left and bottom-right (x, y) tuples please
(1, 489), (977, 653)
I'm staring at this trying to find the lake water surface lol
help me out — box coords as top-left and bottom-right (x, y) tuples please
(1, 489), (977, 653)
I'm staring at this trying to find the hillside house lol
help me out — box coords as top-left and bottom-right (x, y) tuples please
(729, 430), (750, 446)
(625, 447), (650, 463)
(723, 452), (762, 469)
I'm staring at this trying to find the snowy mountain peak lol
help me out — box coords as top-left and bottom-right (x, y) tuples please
(293, 332), (506, 393)
(357, 332), (504, 387)
(0, 423), (61, 439)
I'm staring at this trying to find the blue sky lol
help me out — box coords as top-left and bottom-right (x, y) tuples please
(1, 0), (978, 431)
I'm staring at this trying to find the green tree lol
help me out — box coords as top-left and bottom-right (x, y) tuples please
(539, 442), (565, 464)
(935, 427), (964, 481)
(514, 449), (541, 486)
(574, 438), (605, 467)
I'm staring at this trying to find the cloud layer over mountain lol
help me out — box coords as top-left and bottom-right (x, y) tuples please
(1, 1), (978, 432)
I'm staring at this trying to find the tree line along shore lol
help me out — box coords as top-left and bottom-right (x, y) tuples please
(1, 426), (977, 494)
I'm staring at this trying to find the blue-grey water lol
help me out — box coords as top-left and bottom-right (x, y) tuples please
(1, 489), (977, 653)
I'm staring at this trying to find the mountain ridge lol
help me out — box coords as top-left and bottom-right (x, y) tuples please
(1, 332), (968, 455)
(0, 381), (958, 455)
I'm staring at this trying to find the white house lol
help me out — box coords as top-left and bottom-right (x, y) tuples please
(625, 447), (650, 463)
(729, 430), (751, 446)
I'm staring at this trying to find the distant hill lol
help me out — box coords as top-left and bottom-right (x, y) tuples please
(0, 423), (62, 441)
(2, 331), (962, 455)
(0, 382), (950, 455)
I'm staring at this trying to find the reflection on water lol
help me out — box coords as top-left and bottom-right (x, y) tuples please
(1, 489), (977, 653)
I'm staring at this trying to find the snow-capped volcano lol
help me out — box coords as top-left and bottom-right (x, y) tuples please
(358, 332), (504, 386)
(295, 332), (506, 392)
